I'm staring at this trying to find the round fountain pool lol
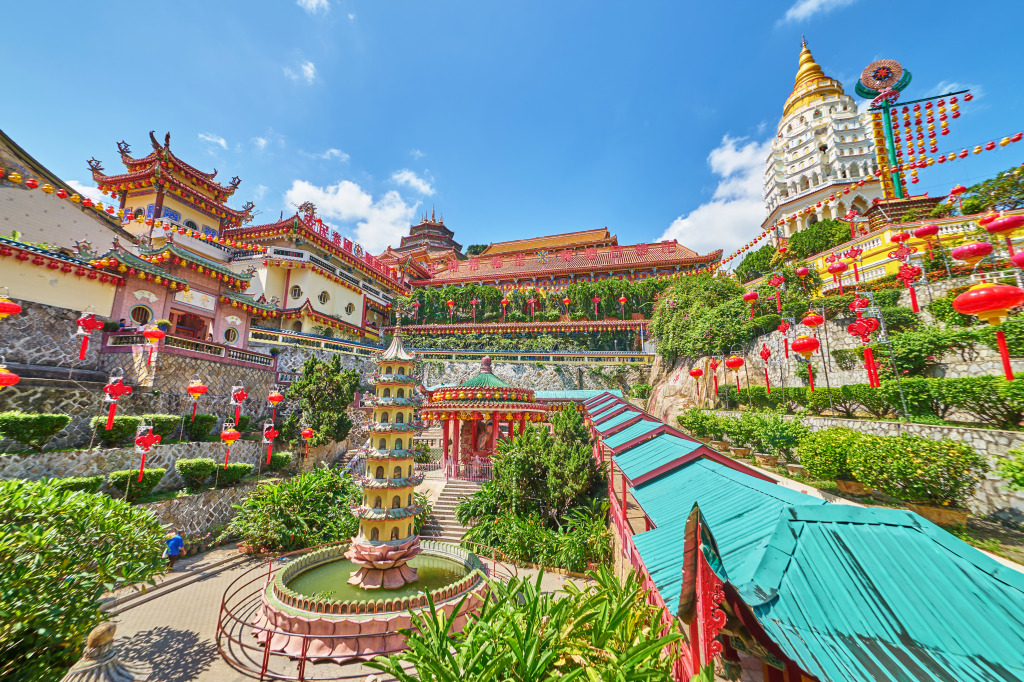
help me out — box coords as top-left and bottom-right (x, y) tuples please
(287, 553), (470, 602)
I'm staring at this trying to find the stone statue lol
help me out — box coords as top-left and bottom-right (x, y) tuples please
(475, 421), (492, 451)
(59, 623), (149, 682)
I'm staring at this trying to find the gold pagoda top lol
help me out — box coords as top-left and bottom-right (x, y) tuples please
(782, 37), (845, 119)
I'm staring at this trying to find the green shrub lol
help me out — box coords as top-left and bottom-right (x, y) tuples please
(796, 427), (877, 481)
(215, 462), (253, 487)
(267, 451), (292, 472)
(806, 386), (858, 417)
(786, 386), (812, 411)
(745, 410), (808, 459)
(745, 386), (772, 410)
(716, 385), (740, 409)
(629, 383), (652, 399)
(880, 306), (920, 333)
(0, 479), (165, 682)
(45, 475), (104, 494)
(677, 409), (720, 439)
(843, 383), (894, 419)
(719, 415), (751, 449)
(138, 413), (181, 439)
(175, 457), (216, 492)
(89, 415), (142, 448)
(997, 446), (1024, 491)
(926, 293), (975, 328)
(107, 468), (167, 503)
(183, 413), (218, 442)
(0, 411), (71, 453)
(850, 434), (988, 506)
(235, 415), (251, 432)
(946, 376), (1024, 429)
(881, 378), (949, 419)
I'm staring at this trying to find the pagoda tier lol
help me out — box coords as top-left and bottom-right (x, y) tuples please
(345, 329), (424, 590)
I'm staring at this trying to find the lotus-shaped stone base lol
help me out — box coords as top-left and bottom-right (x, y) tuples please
(344, 536), (422, 589)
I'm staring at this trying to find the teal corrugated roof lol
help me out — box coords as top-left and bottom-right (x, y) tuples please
(744, 505), (1024, 682)
(585, 392), (618, 409)
(630, 459), (824, 612)
(590, 400), (626, 419)
(535, 389), (622, 400)
(612, 434), (700, 481)
(602, 419), (662, 450)
(595, 410), (645, 435)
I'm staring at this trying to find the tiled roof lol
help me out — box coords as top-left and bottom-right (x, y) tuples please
(478, 228), (614, 256)
(415, 241), (719, 285)
(384, 319), (646, 336)
(612, 433), (701, 482)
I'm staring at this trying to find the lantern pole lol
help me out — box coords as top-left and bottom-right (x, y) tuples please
(815, 305), (836, 414)
(862, 291), (910, 419)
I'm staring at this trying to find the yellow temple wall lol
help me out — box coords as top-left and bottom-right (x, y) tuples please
(2, 256), (116, 315)
(359, 517), (415, 543)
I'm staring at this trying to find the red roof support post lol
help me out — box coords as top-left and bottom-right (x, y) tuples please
(621, 467), (629, 526)
(442, 418), (450, 477)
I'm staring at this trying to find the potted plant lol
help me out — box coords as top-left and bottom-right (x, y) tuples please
(850, 433), (987, 527)
(796, 427), (875, 496)
(154, 318), (172, 332)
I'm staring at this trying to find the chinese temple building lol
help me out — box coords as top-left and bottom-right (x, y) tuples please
(420, 356), (546, 479)
(223, 203), (411, 342)
(762, 38), (883, 237)
(348, 329), (425, 588)
(408, 227), (721, 291)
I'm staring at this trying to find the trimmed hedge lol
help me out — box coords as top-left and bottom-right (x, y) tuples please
(796, 427), (875, 481)
(267, 451), (292, 472)
(678, 409), (725, 441)
(175, 457), (217, 492)
(108, 468), (167, 503)
(849, 433), (987, 507)
(46, 475), (104, 494)
(139, 414), (182, 439)
(235, 415), (252, 433)
(0, 411), (71, 452)
(183, 413), (218, 442)
(90, 416), (142, 448)
(215, 462), (253, 487)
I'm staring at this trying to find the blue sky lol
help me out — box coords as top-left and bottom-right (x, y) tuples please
(2, 0), (1020, 256)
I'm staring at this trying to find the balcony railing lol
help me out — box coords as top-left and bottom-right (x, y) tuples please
(102, 332), (276, 369)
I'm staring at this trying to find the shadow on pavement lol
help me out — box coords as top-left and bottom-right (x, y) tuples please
(117, 626), (218, 682)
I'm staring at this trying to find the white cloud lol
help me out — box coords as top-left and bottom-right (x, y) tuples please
(254, 136), (269, 151)
(67, 180), (106, 205)
(284, 61), (317, 85)
(410, 149), (425, 159)
(391, 169), (435, 195)
(926, 80), (984, 101)
(297, 0), (328, 14)
(781, 0), (858, 23)
(198, 133), (227, 149)
(253, 185), (268, 200)
(284, 180), (418, 253)
(348, 13), (355, 20)
(659, 134), (772, 260)
(312, 148), (349, 161)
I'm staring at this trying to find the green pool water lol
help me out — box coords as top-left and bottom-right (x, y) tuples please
(287, 553), (470, 602)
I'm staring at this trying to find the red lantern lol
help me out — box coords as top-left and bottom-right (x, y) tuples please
(791, 335), (821, 391)
(801, 313), (824, 332)
(268, 389), (284, 421)
(75, 313), (104, 360)
(142, 327), (165, 365)
(591, 295), (601, 317)
(263, 422), (280, 464)
(742, 291), (758, 319)
(985, 215), (1024, 256)
(724, 355), (744, 391)
(186, 379), (208, 420)
(827, 261), (849, 294)
(952, 283), (1024, 380)
(301, 427), (315, 457)
(689, 367), (703, 396)
(0, 362), (20, 390)
(56, 188), (68, 199)
(913, 224), (941, 258)
(951, 242), (993, 266)
(134, 427), (162, 482)
(220, 425), (242, 468)
(0, 297), (22, 320)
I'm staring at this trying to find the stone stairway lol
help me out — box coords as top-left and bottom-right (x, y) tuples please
(420, 479), (482, 543)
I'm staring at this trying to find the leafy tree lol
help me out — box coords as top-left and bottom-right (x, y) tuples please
(786, 218), (851, 260)
(735, 243), (775, 284)
(465, 244), (488, 256)
(963, 164), (1024, 212)
(0, 479), (165, 682)
(369, 568), (682, 682)
(285, 354), (359, 447)
(648, 273), (756, 359)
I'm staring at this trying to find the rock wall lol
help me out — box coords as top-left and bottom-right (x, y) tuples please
(142, 482), (257, 536)
(0, 298), (104, 369)
(710, 409), (1024, 517)
(0, 439), (266, 493)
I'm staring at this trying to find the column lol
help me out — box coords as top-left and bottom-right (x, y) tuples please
(452, 418), (460, 478)
(471, 419), (478, 454)
(519, 414), (526, 436)
(490, 416), (498, 452)
(621, 468), (628, 525)
(442, 419), (450, 477)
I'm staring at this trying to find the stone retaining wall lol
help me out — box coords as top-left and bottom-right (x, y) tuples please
(710, 409), (1024, 517)
(142, 482), (257, 536)
(0, 439), (265, 493)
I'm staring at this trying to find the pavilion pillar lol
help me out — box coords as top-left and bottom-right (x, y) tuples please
(452, 418), (460, 477)
(471, 419), (478, 454)
(490, 416), (498, 453)
(442, 419), (450, 478)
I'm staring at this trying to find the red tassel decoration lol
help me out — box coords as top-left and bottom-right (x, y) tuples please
(106, 403), (117, 430)
(79, 336), (89, 360)
(784, 338), (789, 359)
(807, 366), (815, 392)
(997, 329), (1014, 381)
(764, 367), (771, 394)
(908, 286), (920, 313)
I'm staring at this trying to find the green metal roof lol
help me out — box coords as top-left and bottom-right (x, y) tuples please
(612, 434), (700, 482)
(590, 400), (626, 419)
(585, 392), (619, 409)
(595, 409), (645, 435)
(740, 505), (1024, 682)
(602, 419), (662, 450)
(460, 371), (509, 388)
(630, 459), (824, 612)
(535, 389), (622, 400)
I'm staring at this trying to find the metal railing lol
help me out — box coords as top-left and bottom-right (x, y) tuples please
(103, 331), (276, 369)
(444, 459), (494, 482)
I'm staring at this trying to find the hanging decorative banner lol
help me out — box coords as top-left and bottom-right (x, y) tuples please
(759, 344), (772, 394)
(263, 421), (279, 465)
(709, 357), (720, 395)
(102, 371), (132, 430)
(134, 424), (162, 482)
(75, 311), (104, 360)
(846, 294), (881, 387)
(231, 385), (248, 425)
(777, 320), (791, 358)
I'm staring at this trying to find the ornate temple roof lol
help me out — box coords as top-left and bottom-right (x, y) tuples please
(782, 38), (845, 118)
(380, 330), (416, 362)
(478, 228), (615, 256)
(420, 357), (548, 420)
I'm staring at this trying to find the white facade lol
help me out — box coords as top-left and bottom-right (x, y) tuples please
(762, 40), (883, 238)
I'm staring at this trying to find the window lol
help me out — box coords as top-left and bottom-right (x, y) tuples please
(383, 388), (391, 397)
(133, 208), (145, 219)
(291, 321), (302, 332)
(370, 528), (379, 541)
(345, 303), (355, 315)
(374, 496), (382, 509)
(396, 388), (405, 398)
(380, 412), (389, 423)
(318, 291), (329, 304)
(390, 528), (400, 540)
(385, 367), (393, 375)
(395, 438), (403, 449)
(407, 523), (412, 535)
(392, 495), (401, 509)
(395, 412), (404, 424)
(184, 219), (198, 231)
(407, 493), (412, 505)
(408, 465), (412, 476)
(393, 466), (402, 478)
(378, 438), (386, 449)
(397, 367), (406, 375)
(290, 285), (302, 300)
(223, 327), (238, 344)
(375, 466), (385, 479)
(129, 305), (152, 325)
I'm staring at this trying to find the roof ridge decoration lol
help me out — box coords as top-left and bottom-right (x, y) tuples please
(783, 37), (845, 118)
